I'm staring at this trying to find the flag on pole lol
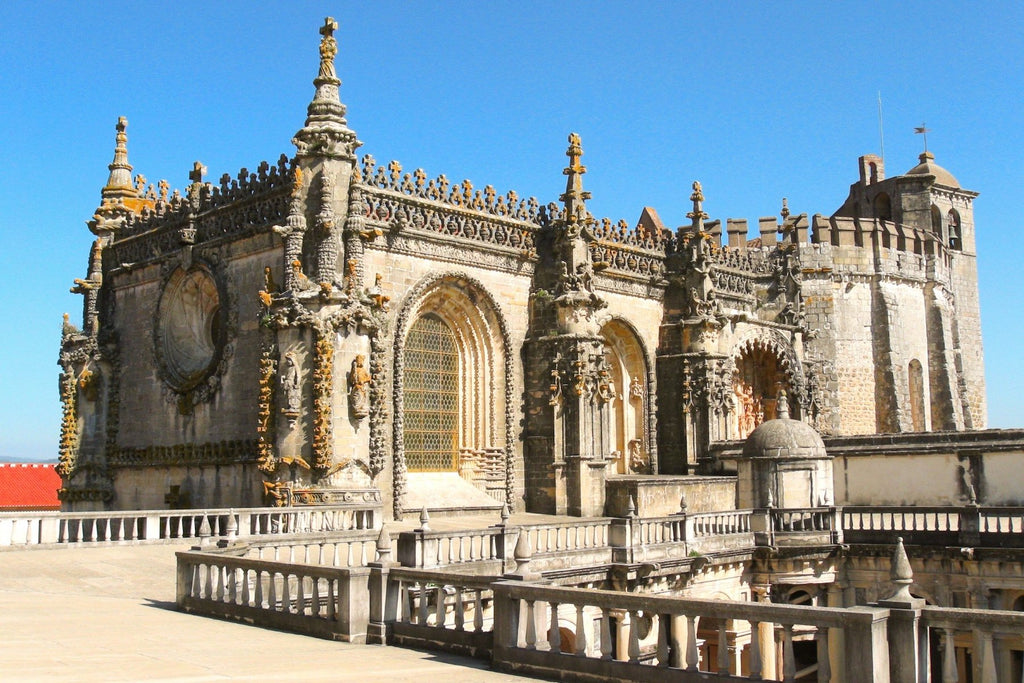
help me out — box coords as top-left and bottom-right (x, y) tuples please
(914, 124), (930, 152)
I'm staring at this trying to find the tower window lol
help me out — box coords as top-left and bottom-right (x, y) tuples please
(947, 210), (962, 251)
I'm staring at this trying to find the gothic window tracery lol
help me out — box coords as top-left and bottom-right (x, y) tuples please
(404, 314), (459, 471)
(397, 277), (510, 489)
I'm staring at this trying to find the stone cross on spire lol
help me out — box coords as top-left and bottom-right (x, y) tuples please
(189, 161), (207, 185)
(317, 17), (340, 85)
(687, 180), (708, 231)
(559, 133), (592, 226)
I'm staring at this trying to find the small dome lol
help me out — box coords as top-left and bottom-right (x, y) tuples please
(906, 151), (959, 188)
(742, 418), (827, 460)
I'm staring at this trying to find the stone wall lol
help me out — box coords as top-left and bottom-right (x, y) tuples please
(828, 430), (1024, 506)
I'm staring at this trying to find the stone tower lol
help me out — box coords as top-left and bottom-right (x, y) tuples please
(826, 151), (985, 431)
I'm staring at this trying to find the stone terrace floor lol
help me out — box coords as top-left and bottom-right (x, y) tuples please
(0, 515), (560, 682)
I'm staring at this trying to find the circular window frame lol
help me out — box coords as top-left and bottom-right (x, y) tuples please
(154, 264), (232, 402)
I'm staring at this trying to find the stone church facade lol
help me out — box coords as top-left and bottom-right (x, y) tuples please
(57, 19), (984, 517)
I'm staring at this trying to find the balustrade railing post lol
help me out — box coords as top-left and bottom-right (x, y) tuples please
(491, 582), (519, 663)
(367, 559), (395, 644)
(959, 505), (981, 546)
(843, 606), (891, 682)
(600, 608), (614, 660)
(782, 623), (796, 682)
(685, 614), (699, 671)
(175, 554), (191, 607)
(816, 628), (831, 683)
(972, 628), (997, 683)
(548, 601), (561, 652)
(749, 619), (762, 680)
(609, 517), (634, 564)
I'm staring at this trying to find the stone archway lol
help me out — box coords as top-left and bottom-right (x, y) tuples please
(731, 333), (799, 439)
(393, 273), (515, 514)
(600, 318), (652, 474)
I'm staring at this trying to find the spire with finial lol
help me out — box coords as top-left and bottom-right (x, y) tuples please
(559, 132), (592, 226)
(90, 117), (152, 235)
(292, 17), (361, 160)
(102, 117), (137, 200)
(687, 181), (708, 231)
(882, 537), (915, 603)
(780, 197), (790, 221)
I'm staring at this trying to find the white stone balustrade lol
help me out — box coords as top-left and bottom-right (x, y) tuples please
(518, 519), (611, 556)
(0, 503), (381, 548)
(245, 530), (381, 568)
(380, 567), (502, 657)
(175, 549), (371, 642)
(491, 581), (890, 681)
(919, 606), (1024, 682)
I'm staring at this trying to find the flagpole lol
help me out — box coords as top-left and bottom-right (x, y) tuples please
(877, 92), (885, 162)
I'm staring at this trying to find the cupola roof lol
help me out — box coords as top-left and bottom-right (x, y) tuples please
(906, 151), (960, 188)
(741, 418), (828, 460)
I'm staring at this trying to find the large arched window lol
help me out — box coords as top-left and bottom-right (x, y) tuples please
(404, 314), (459, 471)
(396, 276), (512, 504)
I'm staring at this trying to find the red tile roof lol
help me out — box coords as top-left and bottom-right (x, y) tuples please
(0, 463), (61, 511)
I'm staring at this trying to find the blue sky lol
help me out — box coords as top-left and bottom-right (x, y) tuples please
(1, 2), (1021, 461)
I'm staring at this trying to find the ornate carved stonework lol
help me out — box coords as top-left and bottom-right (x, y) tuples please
(110, 439), (258, 468)
(256, 343), (278, 474)
(289, 487), (382, 506)
(153, 257), (236, 413)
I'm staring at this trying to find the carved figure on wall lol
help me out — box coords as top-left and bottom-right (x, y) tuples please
(347, 354), (372, 419)
(576, 263), (594, 294)
(549, 361), (563, 406)
(959, 456), (978, 505)
(290, 259), (318, 295)
(628, 439), (648, 474)
(78, 368), (98, 402)
(263, 480), (290, 507)
(571, 358), (587, 396)
(343, 259), (358, 297)
(362, 272), (390, 310)
(281, 352), (302, 426)
(629, 375), (644, 402)
(596, 364), (615, 405)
